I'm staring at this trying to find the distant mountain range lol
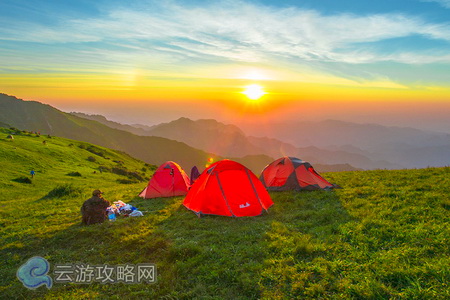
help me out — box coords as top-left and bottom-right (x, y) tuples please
(70, 110), (450, 169)
(69, 113), (378, 170)
(71, 113), (412, 169)
(3, 93), (448, 171)
(241, 120), (450, 168)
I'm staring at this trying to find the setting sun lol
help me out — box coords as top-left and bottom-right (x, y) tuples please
(243, 84), (266, 100)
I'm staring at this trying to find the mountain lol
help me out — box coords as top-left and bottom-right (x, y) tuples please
(246, 136), (398, 170)
(0, 93), (218, 170)
(72, 113), (389, 170)
(240, 119), (450, 149)
(140, 118), (381, 169)
(145, 117), (264, 157)
(70, 112), (151, 136)
(240, 119), (450, 169)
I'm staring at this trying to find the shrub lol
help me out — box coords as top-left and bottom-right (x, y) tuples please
(86, 145), (106, 157)
(12, 176), (32, 184)
(128, 171), (145, 182)
(44, 184), (83, 198)
(98, 166), (110, 173)
(87, 156), (96, 162)
(67, 171), (82, 177)
(117, 179), (138, 184)
(111, 167), (128, 176)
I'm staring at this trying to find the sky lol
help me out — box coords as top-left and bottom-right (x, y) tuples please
(0, 0), (450, 131)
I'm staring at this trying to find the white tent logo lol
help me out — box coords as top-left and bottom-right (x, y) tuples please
(239, 202), (250, 208)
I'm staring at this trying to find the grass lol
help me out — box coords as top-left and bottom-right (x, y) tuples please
(0, 127), (449, 299)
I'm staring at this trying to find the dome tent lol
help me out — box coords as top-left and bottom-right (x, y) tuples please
(139, 161), (190, 199)
(183, 160), (273, 217)
(260, 157), (337, 191)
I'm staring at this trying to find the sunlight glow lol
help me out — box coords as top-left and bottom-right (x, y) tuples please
(243, 84), (265, 100)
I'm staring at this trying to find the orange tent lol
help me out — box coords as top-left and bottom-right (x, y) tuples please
(260, 157), (336, 191)
(139, 161), (190, 199)
(183, 160), (273, 217)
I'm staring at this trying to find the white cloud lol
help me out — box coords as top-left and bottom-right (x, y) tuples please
(1, 0), (450, 74)
(422, 0), (450, 9)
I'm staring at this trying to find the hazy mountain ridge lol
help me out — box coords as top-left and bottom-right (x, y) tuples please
(71, 111), (408, 170)
(70, 112), (152, 136)
(241, 119), (450, 149)
(0, 93), (218, 170)
(144, 117), (265, 157)
(240, 119), (450, 169)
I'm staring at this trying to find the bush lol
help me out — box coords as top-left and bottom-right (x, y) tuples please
(12, 176), (32, 184)
(111, 167), (128, 176)
(44, 184), (83, 199)
(98, 166), (110, 173)
(87, 156), (96, 162)
(86, 145), (106, 157)
(111, 167), (146, 182)
(67, 171), (82, 177)
(117, 179), (139, 184)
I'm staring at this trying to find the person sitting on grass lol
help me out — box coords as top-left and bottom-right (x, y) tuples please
(81, 190), (110, 225)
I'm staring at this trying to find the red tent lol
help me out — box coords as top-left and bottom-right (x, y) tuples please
(139, 161), (190, 199)
(183, 160), (273, 217)
(260, 157), (336, 191)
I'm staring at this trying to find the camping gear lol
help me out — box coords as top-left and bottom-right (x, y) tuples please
(183, 160), (273, 217)
(108, 210), (116, 221)
(139, 161), (190, 199)
(129, 210), (143, 217)
(260, 156), (336, 191)
(190, 166), (201, 185)
(107, 200), (142, 218)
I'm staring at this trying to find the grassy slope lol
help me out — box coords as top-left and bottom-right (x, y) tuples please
(0, 93), (218, 170)
(0, 128), (449, 299)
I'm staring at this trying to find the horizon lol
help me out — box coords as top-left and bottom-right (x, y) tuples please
(1, 0), (450, 133)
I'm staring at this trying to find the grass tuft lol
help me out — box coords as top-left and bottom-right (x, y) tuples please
(12, 176), (32, 184)
(44, 183), (83, 199)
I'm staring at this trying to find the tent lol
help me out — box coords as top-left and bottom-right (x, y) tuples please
(190, 166), (200, 185)
(139, 161), (190, 199)
(183, 160), (273, 217)
(260, 157), (336, 191)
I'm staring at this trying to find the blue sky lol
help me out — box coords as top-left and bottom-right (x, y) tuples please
(0, 0), (449, 129)
(1, 0), (449, 79)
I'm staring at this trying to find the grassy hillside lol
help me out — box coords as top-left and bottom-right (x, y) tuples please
(0, 93), (219, 170)
(1, 128), (449, 299)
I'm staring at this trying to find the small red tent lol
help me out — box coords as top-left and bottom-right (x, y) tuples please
(183, 160), (273, 217)
(139, 161), (190, 199)
(260, 157), (336, 191)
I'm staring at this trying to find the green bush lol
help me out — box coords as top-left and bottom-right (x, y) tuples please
(117, 179), (138, 184)
(87, 156), (96, 162)
(12, 176), (32, 184)
(44, 184), (83, 198)
(66, 171), (82, 177)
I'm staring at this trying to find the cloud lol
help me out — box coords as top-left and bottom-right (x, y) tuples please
(1, 0), (450, 86)
(422, 0), (450, 9)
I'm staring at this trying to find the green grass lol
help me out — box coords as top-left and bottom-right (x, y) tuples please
(1, 127), (449, 299)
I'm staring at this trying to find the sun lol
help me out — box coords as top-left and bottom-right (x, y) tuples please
(242, 84), (265, 100)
